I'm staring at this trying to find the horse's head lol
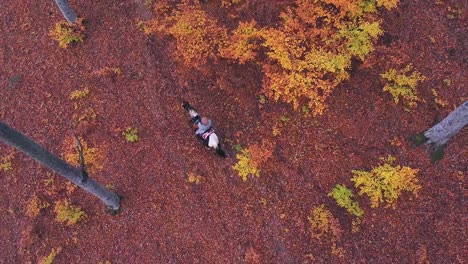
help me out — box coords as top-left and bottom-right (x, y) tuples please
(182, 101), (191, 110)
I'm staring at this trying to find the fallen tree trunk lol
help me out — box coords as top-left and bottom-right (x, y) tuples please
(0, 121), (120, 210)
(424, 101), (468, 146)
(412, 101), (468, 160)
(54, 0), (78, 23)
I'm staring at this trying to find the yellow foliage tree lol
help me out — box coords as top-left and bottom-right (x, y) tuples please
(220, 0), (394, 115)
(351, 156), (421, 208)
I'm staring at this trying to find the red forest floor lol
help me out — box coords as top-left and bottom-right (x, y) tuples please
(0, 0), (466, 263)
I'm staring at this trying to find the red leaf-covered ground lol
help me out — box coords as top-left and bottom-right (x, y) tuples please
(0, 0), (466, 263)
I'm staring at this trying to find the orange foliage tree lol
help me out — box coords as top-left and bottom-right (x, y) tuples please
(139, 0), (227, 71)
(142, 0), (399, 114)
(221, 0), (393, 115)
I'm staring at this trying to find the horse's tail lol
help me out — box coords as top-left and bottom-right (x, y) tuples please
(215, 145), (226, 158)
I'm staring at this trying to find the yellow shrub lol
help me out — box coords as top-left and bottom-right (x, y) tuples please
(54, 200), (86, 225)
(308, 204), (345, 256)
(187, 172), (204, 184)
(0, 153), (13, 172)
(381, 64), (426, 107)
(122, 127), (139, 142)
(69, 87), (90, 100)
(38, 247), (62, 264)
(232, 141), (274, 181)
(232, 149), (259, 181)
(92, 66), (123, 77)
(431, 89), (449, 107)
(220, 0), (243, 8)
(49, 18), (85, 48)
(25, 195), (50, 218)
(328, 184), (364, 217)
(308, 204), (342, 242)
(72, 107), (97, 123)
(351, 156), (421, 208)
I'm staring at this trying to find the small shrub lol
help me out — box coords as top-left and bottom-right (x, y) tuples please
(381, 64), (426, 107)
(123, 127), (139, 142)
(187, 172), (203, 184)
(69, 87), (90, 100)
(0, 153), (13, 172)
(431, 89), (449, 107)
(232, 149), (259, 181)
(351, 218), (361, 233)
(351, 156), (421, 208)
(272, 125), (282, 137)
(64, 137), (104, 173)
(221, 0), (244, 8)
(331, 242), (345, 258)
(232, 140), (274, 181)
(92, 67), (123, 77)
(38, 247), (62, 264)
(25, 195), (50, 218)
(44, 176), (55, 186)
(447, 6), (463, 19)
(144, 0), (153, 7)
(54, 200), (86, 225)
(308, 204), (342, 242)
(308, 204), (345, 256)
(328, 184), (364, 217)
(50, 18), (85, 48)
(73, 107), (97, 123)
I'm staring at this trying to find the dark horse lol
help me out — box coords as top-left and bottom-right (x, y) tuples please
(182, 101), (226, 158)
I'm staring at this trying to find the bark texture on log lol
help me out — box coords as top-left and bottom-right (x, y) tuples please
(54, 0), (78, 23)
(0, 121), (120, 210)
(424, 101), (468, 147)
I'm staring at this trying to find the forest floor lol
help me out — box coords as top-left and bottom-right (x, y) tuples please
(0, 0), (466, 263)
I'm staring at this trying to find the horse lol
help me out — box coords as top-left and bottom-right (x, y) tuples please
(182, 101), (226, 158)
